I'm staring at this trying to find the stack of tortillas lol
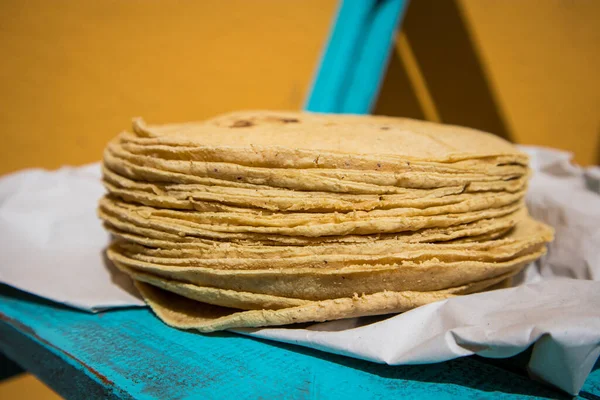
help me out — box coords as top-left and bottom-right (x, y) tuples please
(99, 111), (553, 332)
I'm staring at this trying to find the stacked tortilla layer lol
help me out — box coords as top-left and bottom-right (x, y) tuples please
(100, 111), (553, 332)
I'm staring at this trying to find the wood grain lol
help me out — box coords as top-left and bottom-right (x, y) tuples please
(1, 284), (593, 399)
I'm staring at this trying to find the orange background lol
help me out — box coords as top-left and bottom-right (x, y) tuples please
(1, 0), (599, 178)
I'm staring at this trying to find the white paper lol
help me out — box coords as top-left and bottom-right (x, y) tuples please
(0, 148), (598, 395)
(0, 164), (144, 310)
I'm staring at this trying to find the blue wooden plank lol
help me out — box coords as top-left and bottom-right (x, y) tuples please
(580, 361), (600, 398)
(305, 0), (375, 113)
(305, 0), (408, 114)
(340, 0), (408, 114)
(0, 285), (577, 399)
(0, 320), (131, 399)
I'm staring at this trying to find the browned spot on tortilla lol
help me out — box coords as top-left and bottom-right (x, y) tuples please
(230, 120), (253, 128)
(264, 116), (300, 124)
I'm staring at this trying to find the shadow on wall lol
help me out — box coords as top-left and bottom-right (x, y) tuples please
(375, 0), (512, 142)
(374, 47), (426, 122)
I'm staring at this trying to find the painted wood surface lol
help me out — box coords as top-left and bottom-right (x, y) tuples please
(1, 285), (598, 399)
(305, 0), (408, 114)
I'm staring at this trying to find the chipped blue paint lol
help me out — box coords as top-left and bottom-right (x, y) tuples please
(2, 285), (597, 399)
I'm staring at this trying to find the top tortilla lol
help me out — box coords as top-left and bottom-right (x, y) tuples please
(127, 111), (527, 166)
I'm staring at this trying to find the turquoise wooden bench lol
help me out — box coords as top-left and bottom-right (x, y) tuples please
(1, 1), (599, 398)
(2, 285), (599, 399)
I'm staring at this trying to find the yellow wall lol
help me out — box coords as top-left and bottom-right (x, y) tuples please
(376, 0), (599, 165)
(0, 375), (61, 400)
(1, 0), (598, 178)
(0, 0), (337, 174)
(460, 0), (600, 166)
